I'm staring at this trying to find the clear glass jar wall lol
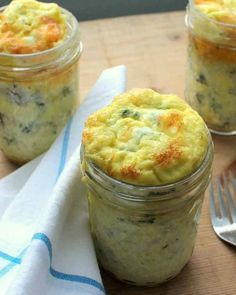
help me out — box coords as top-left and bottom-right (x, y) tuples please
(0, 6), (82, 163)
(185, 0), (236, 135)
(81, 137), (213, 286)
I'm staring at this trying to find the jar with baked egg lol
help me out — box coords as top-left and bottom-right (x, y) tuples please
(81, 88), (214, 286)
(185, 0), (236, 135)
(81, 138), (213, 286)
(0, 2), (82, 163)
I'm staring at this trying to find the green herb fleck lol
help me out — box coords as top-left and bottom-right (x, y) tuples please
(196, 93), (204, 104)
(62, 87), (71, 97)
(196, 73), (207, 85)
(0, 112), (5, 127)
(122, 109), (132, 118)
(121, 109), (140, 120)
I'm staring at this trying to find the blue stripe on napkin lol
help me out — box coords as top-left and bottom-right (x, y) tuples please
(0, 251), (22, 265)
(33, 233), (53, 261)
(0, 248), (27, 278)
(33, 233), (105, 292)
(0, 117), (106, 293)
(50, 268), (105, 292)
(0, 121), (73, 279)
(0, 233), (105, 293)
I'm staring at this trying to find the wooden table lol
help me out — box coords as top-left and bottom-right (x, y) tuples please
(1, 10), (236, 295)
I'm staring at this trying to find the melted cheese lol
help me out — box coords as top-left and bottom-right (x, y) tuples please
(82, 89), (209, 186)
(0, 0), (66, 54)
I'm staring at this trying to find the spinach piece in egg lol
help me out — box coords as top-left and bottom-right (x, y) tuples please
(196, 93), (204, 104)
(19, 122), (35, 134)
(209, 96), (221, 111)
(196, 73), (207, 85)
(7, 84), (28, 106)
(0, 112), (5, 127)
(121, 109), (140, 120)
(3, 136), (15, 145)
(121, 109), (131, 117)
(35, 101), (45, 108)
(32, 92), (45, 108)
(62, 86), (71, 97)
(133, 112), (140, 120)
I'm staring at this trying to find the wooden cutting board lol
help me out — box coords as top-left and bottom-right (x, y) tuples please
(1, 10), (236, 295)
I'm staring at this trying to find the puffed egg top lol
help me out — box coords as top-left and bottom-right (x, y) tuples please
(0, 0), (66, 54)
(82, 89), (209, 186)
(194, 0), (236, 25)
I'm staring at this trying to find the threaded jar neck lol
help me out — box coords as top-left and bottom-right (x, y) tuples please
(81, 131), (214, 203)
(186, 0), (236, 46)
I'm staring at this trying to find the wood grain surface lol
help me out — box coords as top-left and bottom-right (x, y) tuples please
(1, 11), (236, 295)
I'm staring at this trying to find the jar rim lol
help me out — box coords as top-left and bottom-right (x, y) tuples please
(187, 0), (236, 29)
(82, 129), (214, 201)
(0, 6), (81, 59)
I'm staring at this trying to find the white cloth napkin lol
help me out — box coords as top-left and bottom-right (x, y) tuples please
(0, 65), (127, 295)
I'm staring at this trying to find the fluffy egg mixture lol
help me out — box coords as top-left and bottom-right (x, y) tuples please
(0, 0), (66, 54)
(0, 0), (80, 163)
(83, 88), (208, 186)
(190, 0), (236, 44)
(186, 0), (236, 133)
(194, 0), (236, 25)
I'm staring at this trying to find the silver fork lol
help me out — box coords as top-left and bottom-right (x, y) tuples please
(210, 172), (236, 246)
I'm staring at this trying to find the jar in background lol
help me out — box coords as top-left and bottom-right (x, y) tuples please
(81, 136), (213, 286)
(185, 0), (236, 135)
(0, 6), (82, 164)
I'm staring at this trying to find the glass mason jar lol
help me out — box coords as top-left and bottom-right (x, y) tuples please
(0, 6), (82, 164)
(81, 135), (213, 286)
(185, 0), (236, 135)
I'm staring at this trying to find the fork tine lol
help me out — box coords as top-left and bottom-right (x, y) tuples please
(223, 174), (236, 223)
(217, 178), (230, 222)
(210, 174), (236, 247)
(209, 182), (224, 227)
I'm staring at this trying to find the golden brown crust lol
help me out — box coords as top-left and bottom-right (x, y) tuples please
(82, 130), (94, 144)
(120, 165), (141, 180)
(160, 112), (183, 131)
(154, 141), (182, 167)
